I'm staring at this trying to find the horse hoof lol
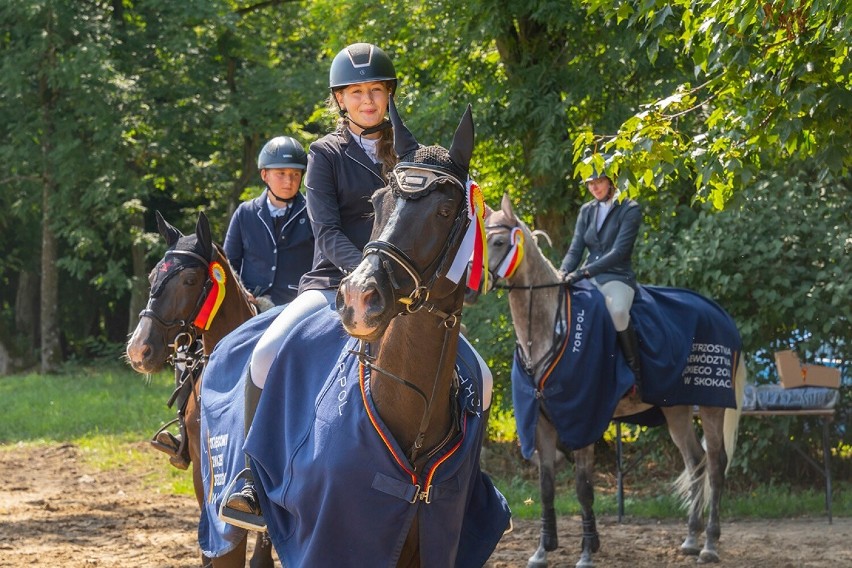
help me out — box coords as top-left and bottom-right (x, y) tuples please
(527, 547), (548, 568)
(680, 538), (701, 556)
(575, 556), (595, 568)
(698, 549), (720, 563)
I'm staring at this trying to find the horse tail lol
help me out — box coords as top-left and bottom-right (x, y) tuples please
(723, 355), (747, 474)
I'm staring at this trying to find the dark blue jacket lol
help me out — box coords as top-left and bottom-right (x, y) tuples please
(223, 191), (314, 305)
(560, 196), (642, 289)
(299, 127), (387, 292)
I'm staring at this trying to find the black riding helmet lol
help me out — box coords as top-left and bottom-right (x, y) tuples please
(329, 43), (397, 93)
(257, 136), (308, 170)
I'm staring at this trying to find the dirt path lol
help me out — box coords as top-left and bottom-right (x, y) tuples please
(1, 443), (849, 567)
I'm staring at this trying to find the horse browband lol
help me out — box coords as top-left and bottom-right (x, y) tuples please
(485, 223), (562, 291)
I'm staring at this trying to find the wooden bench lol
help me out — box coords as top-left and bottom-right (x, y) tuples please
(614, 407), (836, 523)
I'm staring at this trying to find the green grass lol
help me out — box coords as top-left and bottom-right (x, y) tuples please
(0, 362), (195, 495)
(1, 362), (849, 517)
(488, 467), (846, 520)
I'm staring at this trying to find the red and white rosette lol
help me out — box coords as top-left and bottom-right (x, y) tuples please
(445, 179), (488, 293)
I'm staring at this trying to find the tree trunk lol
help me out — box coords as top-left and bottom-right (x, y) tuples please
(15, 269), (39, 350)
(127, 210), (148, 336)
(39, 24), (62, 374)
(40, 182), (61, 373)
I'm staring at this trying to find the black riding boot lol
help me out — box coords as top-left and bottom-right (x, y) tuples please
(617, 324), (644, 400)
(225, 371), (263, 516)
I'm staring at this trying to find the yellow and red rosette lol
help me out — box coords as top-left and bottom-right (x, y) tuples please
(193, 261), (227, 330)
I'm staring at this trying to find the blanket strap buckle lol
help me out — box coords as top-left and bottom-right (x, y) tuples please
(409, 484), (433, 504)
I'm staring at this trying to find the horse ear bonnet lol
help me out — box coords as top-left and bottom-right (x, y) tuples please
(388, 97), (469, 200)
(150, 216), (208, 298)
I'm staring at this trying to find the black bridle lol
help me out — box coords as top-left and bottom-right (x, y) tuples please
(363, 175), (470, 324)
(138, 249), (214, 361)
(353, 173), (471, 467)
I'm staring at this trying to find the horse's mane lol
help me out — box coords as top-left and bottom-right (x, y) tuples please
(212, 241), (252, 300)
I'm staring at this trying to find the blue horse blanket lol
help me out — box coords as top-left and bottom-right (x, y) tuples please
(200, 305), (510, 565)
(198, 304), (286, 557)
(512, 281), (741, 459)
(245, 307), (510, 567)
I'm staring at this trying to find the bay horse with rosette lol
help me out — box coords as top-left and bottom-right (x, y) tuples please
(125, 211), (274, 568)
(471, 194), (746, 568)
(239, 100), (509, 568)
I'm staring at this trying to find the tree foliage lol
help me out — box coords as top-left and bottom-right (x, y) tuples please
(581, 0), (851, 206)
(0, 0), (847, 397)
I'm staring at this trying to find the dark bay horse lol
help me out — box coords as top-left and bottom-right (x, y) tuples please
(475, 194), (746, 567)
(239, 100), (509, 567)
(125, 211), (273, 568)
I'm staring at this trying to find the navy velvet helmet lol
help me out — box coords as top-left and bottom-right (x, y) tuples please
(329, 43), (397, 93)
(257, 136), (307, 170)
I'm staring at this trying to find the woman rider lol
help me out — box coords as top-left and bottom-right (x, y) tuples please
(225, 43), (491, 521)
(559, 154), (644, 399)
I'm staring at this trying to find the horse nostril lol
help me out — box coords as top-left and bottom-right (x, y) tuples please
(335, 286), (347, 312)
(362, 285), (385, 315)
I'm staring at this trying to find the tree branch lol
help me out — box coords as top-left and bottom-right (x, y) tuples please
(235, 0), (300, 16)
(0, 174), (42, 185)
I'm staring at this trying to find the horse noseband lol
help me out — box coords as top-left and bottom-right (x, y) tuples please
(362, 240), (429, 312)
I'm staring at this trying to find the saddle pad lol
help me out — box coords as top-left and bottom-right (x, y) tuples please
(245, 308), (511, 567)
(748, 384), (839, 410)
(512, 281), (741, 458)
(198, 304), (286, 557)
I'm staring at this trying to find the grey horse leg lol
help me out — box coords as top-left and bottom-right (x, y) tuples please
(698, 407), (727, 563)
(574, 444), (599, 568)
(528, 415), (559, 568)
(249, 531), (275, 568)
(662, 406), (706, 557)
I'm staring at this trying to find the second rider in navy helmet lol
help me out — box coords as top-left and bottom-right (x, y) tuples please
(223, 135), (313, 309)
(559, 151), (645, 400)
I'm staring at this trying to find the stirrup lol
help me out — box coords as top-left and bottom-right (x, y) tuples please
(218, 468), (267, 532)
(150, 419), (190, 470)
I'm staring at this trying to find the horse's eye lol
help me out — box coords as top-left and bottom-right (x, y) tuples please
(184, 274), (199, 286)
(438, 203), (454, 218)
(494, 237), (506, 248)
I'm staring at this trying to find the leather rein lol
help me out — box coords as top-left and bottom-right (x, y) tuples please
(350, 185), (469, 468)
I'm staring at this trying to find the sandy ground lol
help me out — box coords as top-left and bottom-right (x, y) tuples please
(1, 443), (849, 568)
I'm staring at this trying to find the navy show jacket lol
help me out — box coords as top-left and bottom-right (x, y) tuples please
(560, 196), (642, 289)
(223, 191), (314, 305)
(299, 127), (387, 292)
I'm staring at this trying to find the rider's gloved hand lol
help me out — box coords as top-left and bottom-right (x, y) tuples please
(562, 271), (582, 285)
